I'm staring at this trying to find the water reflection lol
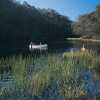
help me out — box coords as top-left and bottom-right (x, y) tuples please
(0, 40), (100, 56)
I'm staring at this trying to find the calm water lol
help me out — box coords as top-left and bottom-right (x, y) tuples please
(0, 40), (100, 56)
(49, 41), (100, 54)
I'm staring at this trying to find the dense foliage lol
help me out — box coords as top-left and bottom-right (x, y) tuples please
(73, 5), (100, 37)
(0, 0), (72, 49)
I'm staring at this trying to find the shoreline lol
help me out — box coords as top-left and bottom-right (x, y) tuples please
(67, 38), (100, 43)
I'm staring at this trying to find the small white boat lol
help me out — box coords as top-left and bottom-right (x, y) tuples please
(29, 42), (48, 51)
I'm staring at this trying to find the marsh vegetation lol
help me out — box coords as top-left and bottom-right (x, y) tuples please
(0, 50), (100, 100)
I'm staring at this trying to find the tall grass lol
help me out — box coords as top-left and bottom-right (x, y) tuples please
(0, 51), (100, 100)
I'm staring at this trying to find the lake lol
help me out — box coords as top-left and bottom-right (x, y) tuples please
(48, 40), (100, 54)
(0, 40), (100, 56)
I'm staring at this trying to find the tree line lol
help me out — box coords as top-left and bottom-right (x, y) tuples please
(0, 0), (72, 49)
(73, 5), (100, 38)
(0, 0), (100, 50)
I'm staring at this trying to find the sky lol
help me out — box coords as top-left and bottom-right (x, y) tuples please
(17, 0), (100, 21)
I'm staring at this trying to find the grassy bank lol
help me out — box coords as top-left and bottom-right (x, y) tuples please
(0, 51), (100, 100)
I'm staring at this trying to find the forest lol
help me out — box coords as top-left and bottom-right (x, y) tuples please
(73, 5), (100, 38)
(0, 0), (100, 49)
(0, 0), (72, 49)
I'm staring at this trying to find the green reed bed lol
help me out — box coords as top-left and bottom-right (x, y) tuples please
(0, 51), (100, 100)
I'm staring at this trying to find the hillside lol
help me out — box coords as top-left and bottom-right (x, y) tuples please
(73, 5), (100, 38)
(0, 0), (72, 48)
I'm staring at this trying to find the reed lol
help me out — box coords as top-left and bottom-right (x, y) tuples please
(0, 51), (99, 100)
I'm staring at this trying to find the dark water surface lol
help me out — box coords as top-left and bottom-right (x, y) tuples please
(0, 40), (100, 56)
(49, 40), (100, 54)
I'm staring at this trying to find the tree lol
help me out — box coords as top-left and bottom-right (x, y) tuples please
(73, 5), (100, 36)
(0, 0), (72, 48)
